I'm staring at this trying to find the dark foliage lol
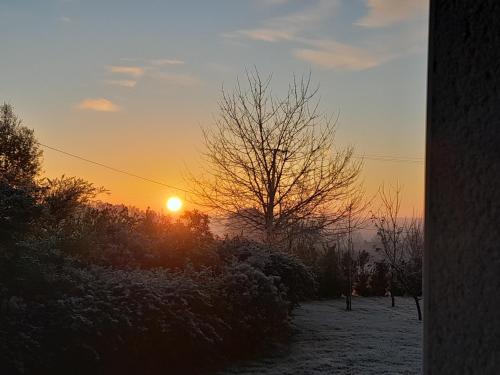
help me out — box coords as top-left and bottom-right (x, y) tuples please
(0, 104), (42, 189)
(0, 105), (316, 374)
(369, 261), (390, 296)
(0, 227), (314, 375)
(315, 245), (345, 298)
(354, 250), (371, 297)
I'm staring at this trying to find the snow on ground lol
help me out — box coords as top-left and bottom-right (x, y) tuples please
(219, 297), (422, 375)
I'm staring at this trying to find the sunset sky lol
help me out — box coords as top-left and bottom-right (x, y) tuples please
(0, 0), (428, 216)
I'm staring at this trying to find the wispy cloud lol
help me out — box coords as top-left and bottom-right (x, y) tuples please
(236, 29), (294, 42)
(106, 80), (137, 88)
(225, 0), (390, 71)
(77, 98), (121, 112)
(87, 58), (196, 113)
(293, 39), (394, 71)
(223, 0), (426, 71)
(108, 66), (144, 77)
(356, 0), (427, 28)
(104, 58), (200, 90)
(225, 0), (337, 43)
(60, 16), (71, 23)
(150, 58), (185, 66)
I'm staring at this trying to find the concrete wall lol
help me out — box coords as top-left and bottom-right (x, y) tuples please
(425, 1), (500, 373)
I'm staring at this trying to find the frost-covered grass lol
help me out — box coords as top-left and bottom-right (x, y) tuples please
(219, 297), (422, 375)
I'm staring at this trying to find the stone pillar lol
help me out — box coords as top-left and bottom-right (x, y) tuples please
(425, 1), (500, 374)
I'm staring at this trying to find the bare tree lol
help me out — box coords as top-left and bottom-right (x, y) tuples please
(337, 192), (369, 311)
(345, 204), (354, 311)
(372, 184), (405, 308)
(191, 70), (362, 247)
(371, 184), (423, 320)
(401, 217), (424, 320)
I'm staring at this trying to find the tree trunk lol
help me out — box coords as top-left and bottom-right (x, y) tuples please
(414, 296), (422, 321)
(390, 273), (395, 307)
(345, 294), (352, 311)
(346, 268), (352, 311)
(265, 189), (275, 246)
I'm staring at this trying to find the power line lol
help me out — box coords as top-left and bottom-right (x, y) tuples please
(353, 154), (424, 163)
(38, 142), (193, 195)
(361, 153), (423, 161)
(38, 141), (424, 196)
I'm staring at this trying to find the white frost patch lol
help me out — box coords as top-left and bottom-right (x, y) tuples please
(219, 297), (422, 375)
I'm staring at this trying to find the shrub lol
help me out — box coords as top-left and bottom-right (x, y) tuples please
(217, 239), (317, 307)
(0, 242), (307, 374)
(0, 104), (318, 374)
(314, 245), (345, 298)
(216, 262), (289, 352)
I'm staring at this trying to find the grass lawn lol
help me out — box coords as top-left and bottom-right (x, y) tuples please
(219, 297), (423, 375)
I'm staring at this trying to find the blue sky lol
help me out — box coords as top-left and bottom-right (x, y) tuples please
(0, 0), (429, 214)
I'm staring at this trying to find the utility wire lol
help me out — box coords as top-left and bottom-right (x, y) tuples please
(353, 154), (424, 163)
(38, 142), (192, 194)
(359, 153), (423, 161)
(38, 142), (424, 196)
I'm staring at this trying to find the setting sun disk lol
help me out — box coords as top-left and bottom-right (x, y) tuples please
(166, 196), (183, 212)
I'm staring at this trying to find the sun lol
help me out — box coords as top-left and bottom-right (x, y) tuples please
(166, 196), (183, 212)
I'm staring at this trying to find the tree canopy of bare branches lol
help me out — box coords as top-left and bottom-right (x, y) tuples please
(371, 184), (423, 320)
(191, 70), (362, 247)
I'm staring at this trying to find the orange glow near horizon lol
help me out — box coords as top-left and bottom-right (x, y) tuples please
(4, 0), (428, 219)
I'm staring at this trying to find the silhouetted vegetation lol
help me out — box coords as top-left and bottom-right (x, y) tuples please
(0, 104), (315, 374)
(190, 70), (362, 247)
(371, 184), (423, 319)
(1, 92), (423, 373)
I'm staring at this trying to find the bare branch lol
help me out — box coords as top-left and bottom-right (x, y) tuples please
(189, 70), (362, 248)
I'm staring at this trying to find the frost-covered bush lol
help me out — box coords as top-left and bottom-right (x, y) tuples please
(0, 178), (314, 374)
(216, 262), (289, 351)
(0, 105), (316, 374)
(1, 263), (221, 374)
(0, 292), (41, 374)
(218, 239), (317, 307)
(45, 266), (227, 374)
(0, 247), (299, 374)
